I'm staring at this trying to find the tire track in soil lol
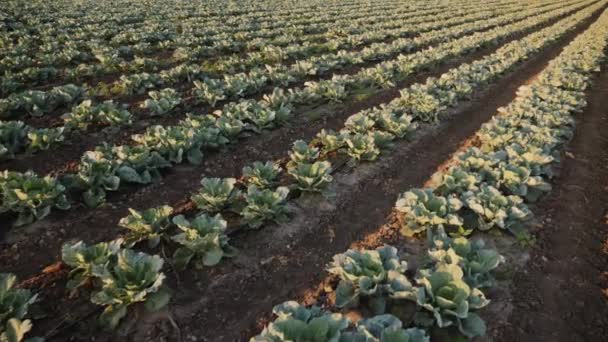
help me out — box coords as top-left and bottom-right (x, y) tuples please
(493, 64), (608, 342)
(6, 4), (599, 281)
(134, 12), (606, 342)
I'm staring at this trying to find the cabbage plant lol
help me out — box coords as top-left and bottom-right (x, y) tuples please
(398, 86), (444, 122)
(61, 239), (122, 289)
(345, 133), (380, 162)
(241, 185), (290, 229)
(344, 113), (375, 134)
(118, 205), (174, 248)
(313, 129), (345, 155)
(0, 121), (27, 160)
(251, 301), (349, 342)
(142, 88), (182, 116)
(504, 143), (554, 178)
(63, 100), (132, 129)
(26, 127), (64, 152)
(217, 116), (244, 138)
(0, 170), (70, 226)
(91, 249), (169, 329)
(171, 213), (236, 270)
(376, 111), (416, 139)
(287, 140), (320, 168)
(415, 264), (489, 338)
(460, 185), (532, 232)
(427, 227), (504, 288)
(193, 79), (226, 106)
(191, 177), (241, 212)
(288, 161), (333, 192)
(340, 314), (429, 342)
(328, 246), (418, 314)
(395, 188), (462, 237)
(496, 163), (551, 202)
(434, 168), (481, 196)
(242, 161), (282, 189)
(106, 145), (171, 184)
(131, 125), (203, 164)
(0, 273), (38, 342)
(370, 131), (395, 150)
(74, 151), (120, 208)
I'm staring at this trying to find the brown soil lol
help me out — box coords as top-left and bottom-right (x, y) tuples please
(491, 60), (608, 342)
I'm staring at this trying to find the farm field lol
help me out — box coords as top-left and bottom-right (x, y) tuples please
(1, 0), (608, 341)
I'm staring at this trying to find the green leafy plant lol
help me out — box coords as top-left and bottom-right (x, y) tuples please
(460, 185), (532, 232)
(328, 245), (418, 314)
(287, 140), (320, 168)
(251, 301), (349, 342)
(242, 161), (282, 188)
(26, 127), (64, 152)
(107, 145), (171, 184)
(74, 151), (120, 208)
(313, 129), (345, 155)
(427, 227), (505, 288)
(376, 111), (416, 139)
(345, 113), (376, 134)
(340, 314), (429, 342)
(496, 163), (552, 202)
(118, 206), (174, 248)
(193, 79), (226, 106)
(395, 189), (462, 237)
(191, 177), (241, 212)
(414, 263), (489, 338)
(61, 239), (123, 289)
(0, 273), (38, 342)
(0, 121), (27, 159)
(288, 161), (333, 192)
(241, 185), (289, 229)
(142, 88), (182, 116)
(63, 100), (132, 129)
(171, 213), (236, 270)
(345, 133), (380, 162)
(435, 168), (482, 196)
(90, 249), (169, 329)
(0, 170), (70, 226)
(131, 125), (203, 165)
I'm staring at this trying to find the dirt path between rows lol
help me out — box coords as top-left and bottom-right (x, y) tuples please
(492, 64), (608, 342)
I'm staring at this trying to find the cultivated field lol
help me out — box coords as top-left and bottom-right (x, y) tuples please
(1, 0), (608, 341)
